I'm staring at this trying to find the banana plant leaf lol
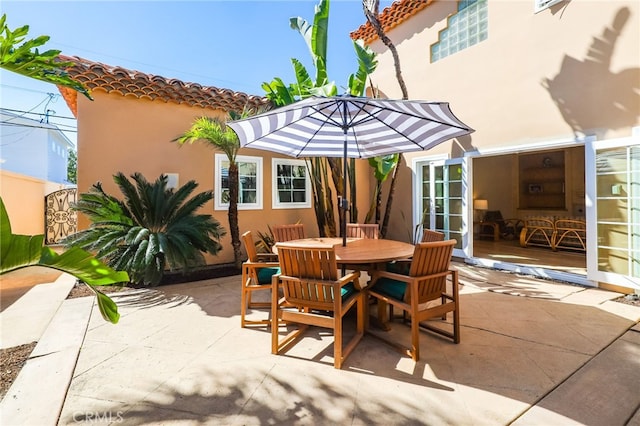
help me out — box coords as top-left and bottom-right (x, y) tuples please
(0, 197), (127, 323)
(0, 14), (92, 100)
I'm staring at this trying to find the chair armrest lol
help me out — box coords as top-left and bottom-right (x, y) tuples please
(371, 269), (453, 284)
(244, 261), (280, 269)
(370, 269), (413, 284)
(338, 270), (361, 289)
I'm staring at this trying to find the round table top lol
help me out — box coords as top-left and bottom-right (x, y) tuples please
(273, 237), (415, 264)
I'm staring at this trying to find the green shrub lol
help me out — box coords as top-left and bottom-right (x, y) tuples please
(65, 173), (225, 286)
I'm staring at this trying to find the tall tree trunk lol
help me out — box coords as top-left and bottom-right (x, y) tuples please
(309, 158), (336, 237)
(380, 154), (402, 237)
(327, 157), (344, 236)
(308, 158), (325, 236)
(362, 0), (409, 238)
(349, 158), (358, 223)
(228, 163), (241, 269)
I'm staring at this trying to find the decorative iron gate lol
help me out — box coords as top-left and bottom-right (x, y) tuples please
(45, 188), (77, 245)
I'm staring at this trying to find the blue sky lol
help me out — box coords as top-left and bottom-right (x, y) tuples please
(0, 0), (393, 145)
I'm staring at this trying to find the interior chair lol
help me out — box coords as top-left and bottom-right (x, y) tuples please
(271, 243), (365, 369)
(241, 231), (280, 328)
(272, 223), (306, 242)
(421, 229), (445, 242)
(519, 216), (555, 249)
(368, 239), (459, 361)
(479, 210), (524, 241)
(553, 217), (586, 251)
(346, 223), (380, 239)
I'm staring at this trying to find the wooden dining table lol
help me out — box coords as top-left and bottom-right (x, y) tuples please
(272, 237), (415, 267)
(273, 237), (415, 331)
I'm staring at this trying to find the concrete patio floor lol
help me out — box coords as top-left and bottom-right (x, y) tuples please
(2, 263), (640, 425)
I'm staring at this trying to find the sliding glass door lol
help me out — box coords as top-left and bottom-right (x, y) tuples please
(586, 137), (640, 290)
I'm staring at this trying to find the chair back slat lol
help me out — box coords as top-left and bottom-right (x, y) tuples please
(276, 244), (340, 310)
(273, 224), (306, 242)
(408, 240), (455, 303)
(421, 229), (445, 242)
(242, 230), (259, 262)
(346, 223), (380, 239)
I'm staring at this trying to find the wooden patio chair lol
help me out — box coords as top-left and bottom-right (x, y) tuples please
(346, 223), (380, 239)
(241, 231), (280, 328)
(344, 223), (380, 273)
(368, 239), (460, 361)
(421, 229), (445, 242)
(272, 223), (306, 242)
(383, 229), (444, 274)
(271, 243), (365, 369)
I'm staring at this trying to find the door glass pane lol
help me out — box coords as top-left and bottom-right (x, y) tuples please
(449, 181), (462, 197)
(595, 145), (640, 278)
(448, 164), (462, 180)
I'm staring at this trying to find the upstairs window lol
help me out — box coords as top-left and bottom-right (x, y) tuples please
(431, 0), (488, 63)
(272, 158), (311, 209)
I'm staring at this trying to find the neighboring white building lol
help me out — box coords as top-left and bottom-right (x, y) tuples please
(0, 109), (73, 185)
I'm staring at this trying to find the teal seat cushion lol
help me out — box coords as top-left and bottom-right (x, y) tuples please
(386, 261), (411, 275)
(256, 267), (280, 284)
(341, 282), (357, 301)
(372, 277), (406, 301)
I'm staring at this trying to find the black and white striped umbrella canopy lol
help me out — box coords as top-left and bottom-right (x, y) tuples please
(227, 95), (474, 159)
(228, 95), (473, 246)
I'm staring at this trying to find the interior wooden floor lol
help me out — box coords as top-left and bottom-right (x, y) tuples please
(472, 238), (587, 275)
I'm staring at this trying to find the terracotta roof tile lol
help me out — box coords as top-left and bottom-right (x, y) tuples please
(56, 55), (272, 118)
(350, 0), (434, 44)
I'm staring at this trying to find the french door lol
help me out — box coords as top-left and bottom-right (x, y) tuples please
(414, 157), (468, 257)
(586, 137), (640, 290)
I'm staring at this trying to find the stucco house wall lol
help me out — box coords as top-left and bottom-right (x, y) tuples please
(352, 0), (639, 242)
(351, 0), (639, 290)
(0, 170), (70, 236)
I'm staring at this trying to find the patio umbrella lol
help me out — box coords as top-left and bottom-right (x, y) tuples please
(227, 95), (474, 246)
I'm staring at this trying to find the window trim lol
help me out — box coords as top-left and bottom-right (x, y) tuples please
(272, 158), (312, 209)
(214, 153), (263, 211)
(534, 0), (564, 13)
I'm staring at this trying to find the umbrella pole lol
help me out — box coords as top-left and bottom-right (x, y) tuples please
(342, 127), (348, 247)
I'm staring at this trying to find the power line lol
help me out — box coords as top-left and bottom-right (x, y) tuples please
(0, 120), (77, 133)
(0, 107), (77, 121)
(0, 83), (54, 95)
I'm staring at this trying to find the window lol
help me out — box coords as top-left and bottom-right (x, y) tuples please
(430, 0), (488, 63)
(215, 154), (262, 210)
(272, 158), (311, 209)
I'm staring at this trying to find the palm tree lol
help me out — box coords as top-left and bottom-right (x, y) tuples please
(174, 115), (244, 269)
(65, 173), (225, 286)
(362, 0), (407, 238)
